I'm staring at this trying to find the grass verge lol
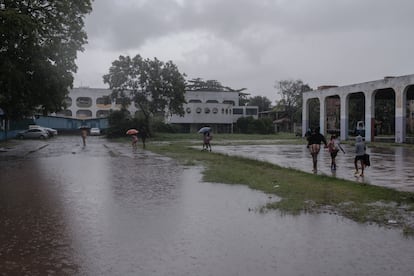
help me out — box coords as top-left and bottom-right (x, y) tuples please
(146, 137), (414, 236)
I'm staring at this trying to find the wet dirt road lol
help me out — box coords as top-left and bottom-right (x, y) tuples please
(212, 142), (414, 192)
(1, 136), (414, 275)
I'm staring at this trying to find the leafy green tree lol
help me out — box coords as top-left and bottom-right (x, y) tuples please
(0, 0), (92, 119)
(235, 116), (254, 133)
(275, 79), (312, 131)
(247, 95), (272, 112)
(103, 55), (187, 131)
(235, 117), (274, 134)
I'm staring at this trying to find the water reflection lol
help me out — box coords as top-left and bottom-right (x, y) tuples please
(213, 143), (414, 192)
(1, 137), (414, 275)
(0, 158), (80, 275)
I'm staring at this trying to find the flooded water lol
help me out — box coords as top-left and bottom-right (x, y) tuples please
(1, 136), (414, 275)
(212, 142), (414, 192)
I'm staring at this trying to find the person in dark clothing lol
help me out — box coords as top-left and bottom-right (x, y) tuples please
(139, 127), (147, 149)
(307, 127), (327, 173)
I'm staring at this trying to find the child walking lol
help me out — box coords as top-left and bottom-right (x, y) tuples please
(327, 134), (345, 170)
(354, 135), (366, 176)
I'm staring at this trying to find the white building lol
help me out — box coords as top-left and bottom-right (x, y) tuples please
(59, 88), (258, 133)
(167, 90), (259, 133)
(56, 87), (138, 119)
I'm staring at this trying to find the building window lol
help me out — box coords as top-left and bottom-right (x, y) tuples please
(189, 99), (202, 103)
(76, 109), (92, 118)
(233, 108), (243, 115)
(223, 100), (235, 105)
(205, 108), (210, 114)
(186, 107), (191, 113)
(246, 108), (258, 116)
(76, 97), (92, 108)
(96, 96), (112, 107)
(96, 110), (110, 118)
(196, 107), (202, 114)
(212, 108), (218, 114)
(206, 100), (219, 103)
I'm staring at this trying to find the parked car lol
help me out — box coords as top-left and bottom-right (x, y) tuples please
(42, 127), (58, 137)
(16, 128), (49, 139)
(90, 128), (101, 136)
(29, 125), (58, 137)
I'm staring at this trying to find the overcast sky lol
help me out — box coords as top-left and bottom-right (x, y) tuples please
(73, 0), (414, 103)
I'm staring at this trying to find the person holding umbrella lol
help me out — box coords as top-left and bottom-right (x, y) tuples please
(126, 129), (139, 149)
(199, 127), (212, 151)
(79, 125), (89, 147)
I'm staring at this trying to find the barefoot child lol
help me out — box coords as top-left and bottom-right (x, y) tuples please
(327, 134), (345, 170)
(354, 135), (366, 176)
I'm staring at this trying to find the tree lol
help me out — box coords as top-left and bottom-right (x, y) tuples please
(235, 116), (274, 134)
(186, 78), (246, 93)
(0, 1), (92, 119)
(247, 95), (272, 113)
(186, 77), (248, 106)
(275, 79), (312, 131)
(103, 55), (187, 132)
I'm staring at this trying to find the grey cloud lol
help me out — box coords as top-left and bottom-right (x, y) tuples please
(76, 0), (414, 101)
(85, 0), (414, 54)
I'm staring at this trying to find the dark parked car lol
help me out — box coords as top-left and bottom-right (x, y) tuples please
(16, 128), (49, 139)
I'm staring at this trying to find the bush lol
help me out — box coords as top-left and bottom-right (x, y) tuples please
(235, 117), (274, 134)
(107, 109), (147, 138)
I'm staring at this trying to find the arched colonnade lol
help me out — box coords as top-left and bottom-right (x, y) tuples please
(302, 74), (414, 143)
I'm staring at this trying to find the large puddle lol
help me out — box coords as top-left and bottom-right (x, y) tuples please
(1, 137), (414, 275)
(212, 143), (414, 192)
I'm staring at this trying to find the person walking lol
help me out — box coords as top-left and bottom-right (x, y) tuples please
(81, 128), (88, 147)
(131, 134), (138, 149)
(139, 127), (147, 149)
(307, 127), (327, 173)
(327, 134), (345, 171)
(354, 135), (366, 176)
(203, 131), (212, 152)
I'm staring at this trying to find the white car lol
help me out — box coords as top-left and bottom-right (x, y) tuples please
(17, 128), (49, 139)
(29, 125), (58, 137)
(90, 128), (101, 136)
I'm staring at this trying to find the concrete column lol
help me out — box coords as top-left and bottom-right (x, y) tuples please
(365, 90), (374, 142)
(340, 94), (348, 141)
(394, 85), (405, 143)
(319, 96), (326, 134)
